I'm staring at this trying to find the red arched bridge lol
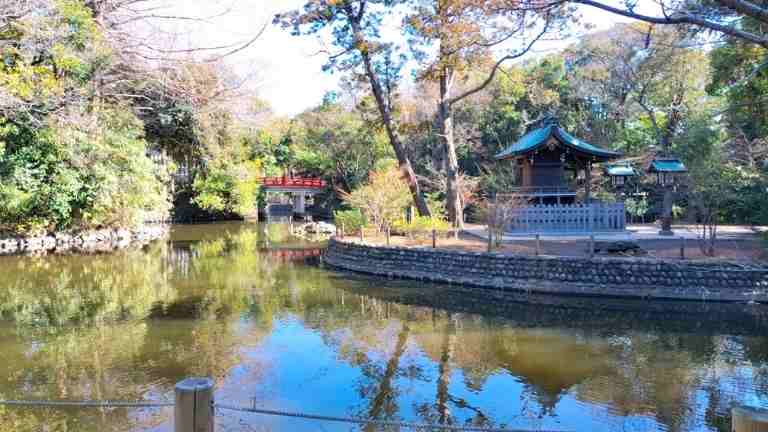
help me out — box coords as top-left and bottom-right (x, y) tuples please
(259, 177), (327, 216)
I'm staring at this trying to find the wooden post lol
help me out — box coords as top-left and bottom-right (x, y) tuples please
(585, 160), (592, 204)
(487, 227), (493, 253)
(535, 234), (540, 256)
(359, 227), (364, 243)
(432, 229), (437, 248)
(175, 377), (214, 432)
(659, 189), (674, 236)
(680, 237), (686, 260)
(340, 222), (345, 239)
(732, 406), (768, 432)
(589, 235), (595, 258)
(386, 226), (391, 246)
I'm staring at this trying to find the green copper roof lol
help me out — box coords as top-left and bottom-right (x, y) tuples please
(650, 159), (687, 173)
(494, 125), (554, 159)
(494, 124), (621, 161)
(605, 165), (637, 176)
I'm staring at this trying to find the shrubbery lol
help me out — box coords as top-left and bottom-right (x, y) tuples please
(336, 160), (457, 237)
(0, 1), (171, 234)
(624, 197), (650, 223)
(0, 108), (170, 234)
(338, 159), (411, 232)
(192, 160), (262, 217)
(0, 0), (267, 233)
(333, 209), (367, 233)
(392, 215), (452, 237)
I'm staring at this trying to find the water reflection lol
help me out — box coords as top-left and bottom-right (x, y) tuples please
(0, 222), (765, 431)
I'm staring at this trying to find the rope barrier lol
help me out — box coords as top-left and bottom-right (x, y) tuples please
(0, 399), (174, 408)
(0, 398), (570, 432)
(214, 402), (567, 432)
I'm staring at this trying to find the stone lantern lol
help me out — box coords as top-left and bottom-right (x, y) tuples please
(648, 157), (687, 236)
(604, 164), (637, 187)
(649, 158), (687, 187)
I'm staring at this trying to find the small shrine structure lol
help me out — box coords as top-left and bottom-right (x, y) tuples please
(494, 119), (626, 233)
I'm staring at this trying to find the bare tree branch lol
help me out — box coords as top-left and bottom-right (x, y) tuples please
(716, 0), (768, 25)
(447, 20), (551, 106)
(569, 0), (768, 48)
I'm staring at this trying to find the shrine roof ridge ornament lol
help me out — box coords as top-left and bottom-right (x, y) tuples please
(494, 123), (622, 161)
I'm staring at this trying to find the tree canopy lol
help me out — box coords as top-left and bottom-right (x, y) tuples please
(1, 0), (767, 233)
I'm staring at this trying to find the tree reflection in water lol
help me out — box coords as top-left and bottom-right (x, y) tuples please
(0, 221), (764, 432)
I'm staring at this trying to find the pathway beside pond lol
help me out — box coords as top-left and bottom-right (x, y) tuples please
(355, 224), (768, 262)
(463, 223), (767, 241)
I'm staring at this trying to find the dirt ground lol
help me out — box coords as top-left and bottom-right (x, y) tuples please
(354, 232), (768, 263)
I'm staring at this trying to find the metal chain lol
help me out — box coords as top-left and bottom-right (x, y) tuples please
(214, 402), (566, 432)
(0, 399), (568, 432)
(0, 399), (174, 408)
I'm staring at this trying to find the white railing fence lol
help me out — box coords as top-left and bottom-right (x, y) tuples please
(504, 203), (626, 233)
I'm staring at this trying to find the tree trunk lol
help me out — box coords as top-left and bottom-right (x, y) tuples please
(659, 189), (674, 235)
(436, 314), (456, 425)
(439, 70), (464, 229)
(700, 213), (718, 257)
(584, 160), (592, 203)
(349, 18), (431, 217)
(365, 323), (410, 430)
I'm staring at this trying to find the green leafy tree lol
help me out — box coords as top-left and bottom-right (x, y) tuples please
(275, 0), (432, 216)
(0, 107), (170, 233)
(404, 0), (564, 228)
(0, 1), (173, 233)
(291, 101), (392, 191)
(0, 0), (111, 124)
(708, 23), (768, 173)
(192, 157), (262, 217)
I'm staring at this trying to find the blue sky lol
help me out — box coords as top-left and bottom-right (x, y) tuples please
(154, 0), (644, 117)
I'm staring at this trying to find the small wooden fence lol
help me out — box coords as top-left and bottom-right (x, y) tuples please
(504, 203), (626, 233)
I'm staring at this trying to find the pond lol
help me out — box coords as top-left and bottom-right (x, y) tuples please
(0, 222), (766, 432)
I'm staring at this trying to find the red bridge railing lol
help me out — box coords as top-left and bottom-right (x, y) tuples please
(259, 177), (327, 189)
(258, 248), (323, 261)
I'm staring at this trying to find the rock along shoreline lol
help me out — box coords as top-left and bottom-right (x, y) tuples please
(0, 224), (169, 256)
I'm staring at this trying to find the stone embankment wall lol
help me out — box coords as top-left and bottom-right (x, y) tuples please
(0, 225), (168, 256)
(324, 239), (768, 303)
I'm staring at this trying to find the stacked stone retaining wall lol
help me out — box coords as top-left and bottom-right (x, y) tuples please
(324, 239), (768, 302)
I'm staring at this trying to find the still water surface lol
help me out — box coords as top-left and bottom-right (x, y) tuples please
(0, 222), (766, 432)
